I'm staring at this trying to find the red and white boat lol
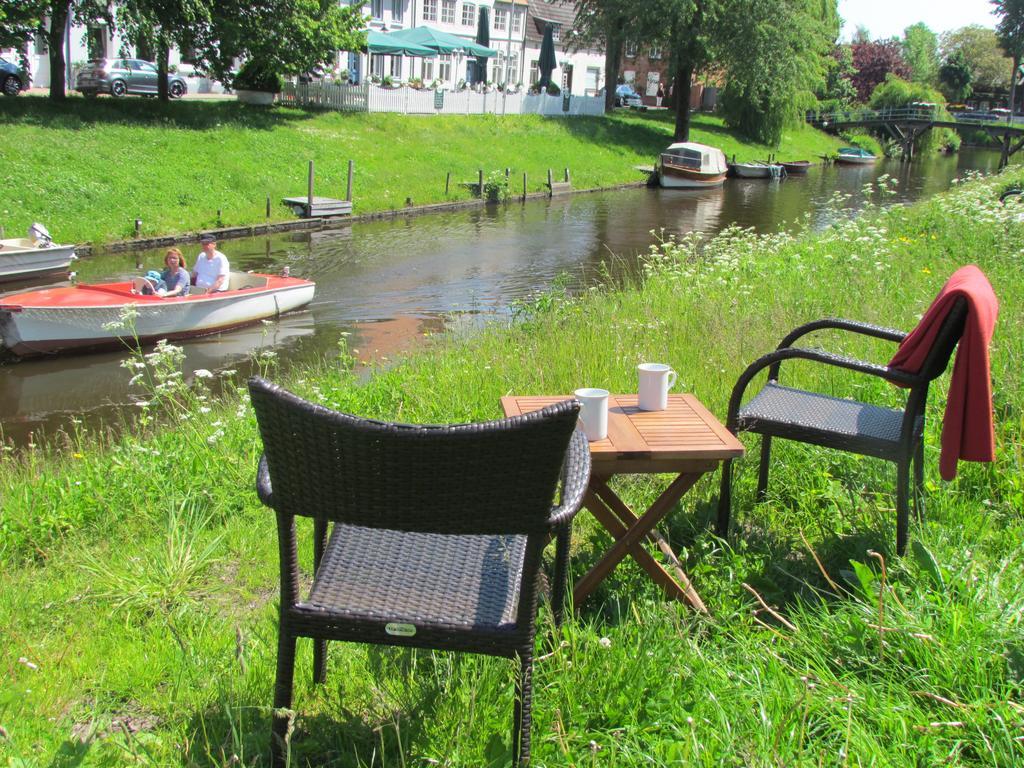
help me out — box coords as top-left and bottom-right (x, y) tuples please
(657, 142), (728, 189)
(0, 271), (315, 357)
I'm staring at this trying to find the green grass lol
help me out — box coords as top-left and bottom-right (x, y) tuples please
(0, 97), (843, 246)
(1, 170), (1023, 766)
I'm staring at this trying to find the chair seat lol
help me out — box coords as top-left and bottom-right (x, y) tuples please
(301, 523), (527, 630)
(738, 383), (913, 460)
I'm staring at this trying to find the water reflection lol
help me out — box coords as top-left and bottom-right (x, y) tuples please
(0, 149), (1007, 445)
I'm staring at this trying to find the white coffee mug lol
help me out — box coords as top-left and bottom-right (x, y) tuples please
(637, 363), (677, 411)
(574, 388), (609, 441)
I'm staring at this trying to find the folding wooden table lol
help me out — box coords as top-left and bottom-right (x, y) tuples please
(501, 393), (744, 613)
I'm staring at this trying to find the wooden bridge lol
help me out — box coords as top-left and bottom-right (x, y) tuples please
(806, 107), (1024, 167)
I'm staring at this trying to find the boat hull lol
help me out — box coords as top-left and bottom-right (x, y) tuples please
(0, 240), (76, 283)
(0, 275), (315, 357)
(781, 161), (811, 174)
(835, 156), (876, 165)
(658, 164), (727, 188)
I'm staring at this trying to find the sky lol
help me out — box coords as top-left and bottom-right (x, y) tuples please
(838, 0), (998, 41)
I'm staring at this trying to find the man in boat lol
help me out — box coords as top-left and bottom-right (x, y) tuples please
(193, 234), (230, 292)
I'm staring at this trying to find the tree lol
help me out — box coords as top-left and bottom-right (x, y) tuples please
(939, 49), (973, 102)
(992, 0), (1024, 164)
(116, 0), (213, 102)
(868, 74), (960, 153)
(0, 1), (47, 53)
(940, 25), (1012, 94)
(817, 44), (858, 109)
(850, 38), (910, 102)
(207, 0), (365, 88)
(719, 0), (836, 144)
(568, 1), (654, 111)
(660, 0), (726, 142)
(902, 22), (939, 85)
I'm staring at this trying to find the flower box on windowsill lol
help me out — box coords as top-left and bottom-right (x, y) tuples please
(236, 89), (276, 106)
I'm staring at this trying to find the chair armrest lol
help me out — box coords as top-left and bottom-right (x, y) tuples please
(769, 318), (907, 380)
(256, 454), (274, 507)
(776, 318), (906, 349)
(726, 347), (922, 429)
(548, 429), (592, 528)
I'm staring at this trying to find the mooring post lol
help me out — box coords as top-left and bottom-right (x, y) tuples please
(445, 171), (451, 195)
(266, 195), (271, 218)
(307, 160), (315, 213)
(547, 168), (553, 193)
(134, 218), (142, 237)
(478, 169), (484, 197)
(505, 167), (510, 178)
(522, 172), (527, 201)
(564, 167), (570, 183)
(346, 160), (354, 202)
(216, 209), (222, 226)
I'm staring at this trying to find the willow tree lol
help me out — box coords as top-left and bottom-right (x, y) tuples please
(718, 0), (837, 145)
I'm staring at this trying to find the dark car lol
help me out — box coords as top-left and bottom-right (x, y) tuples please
(1, 55), (31, 96)
(614, 83), (643, 108)
(75, 58), (187, 98)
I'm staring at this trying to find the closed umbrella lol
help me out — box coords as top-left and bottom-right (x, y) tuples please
(537, 24), (557, 89)
(475, 7), (490, 84)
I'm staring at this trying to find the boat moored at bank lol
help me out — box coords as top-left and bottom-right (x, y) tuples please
(0, 224), (77, 283)
(836, 147), (877, 165)
(657, 142), (729, 189)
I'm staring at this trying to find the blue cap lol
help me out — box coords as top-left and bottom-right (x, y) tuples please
(146, 270), (162, 281)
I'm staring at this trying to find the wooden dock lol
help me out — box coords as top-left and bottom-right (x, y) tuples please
(282, 196), (353, 218)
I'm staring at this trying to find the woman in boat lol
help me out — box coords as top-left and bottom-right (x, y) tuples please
(159, 248), (191, 298)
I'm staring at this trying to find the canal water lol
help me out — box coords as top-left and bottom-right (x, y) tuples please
(0, 149), (1007, 445)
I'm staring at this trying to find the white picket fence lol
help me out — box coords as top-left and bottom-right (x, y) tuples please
(280, 82), (605, 117)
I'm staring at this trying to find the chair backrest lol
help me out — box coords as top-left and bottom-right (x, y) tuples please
(249, 376), (580, 536)
(914, 296), (968, 382)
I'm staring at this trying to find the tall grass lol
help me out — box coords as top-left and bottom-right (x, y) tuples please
(0, 98), (844, 246)
(0, 169), (1022, 765)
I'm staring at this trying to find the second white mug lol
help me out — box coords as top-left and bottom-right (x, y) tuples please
(637, 363), (677, 411)
(574, 387), (609, 441)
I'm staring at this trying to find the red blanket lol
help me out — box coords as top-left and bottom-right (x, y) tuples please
(889, 265), (998, 481)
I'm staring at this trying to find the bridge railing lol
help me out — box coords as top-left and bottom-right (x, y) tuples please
(806, 107), (1019, 127)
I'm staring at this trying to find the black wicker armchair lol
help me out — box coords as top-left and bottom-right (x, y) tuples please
(716, 300), (967, 555)
(248, 377), (591, 767)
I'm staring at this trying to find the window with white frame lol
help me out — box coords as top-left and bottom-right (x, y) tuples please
(423, 0), (437, 22)
(512, 8), (524, 34)
(422, 57), (434, 81)
(506, 52), (518, 85)
(438, 54), (452, 81)
(370, 54), (386, 78)
(390, 55), (402, 78)
(490, 53), (504, 84)
(624, 42), (637, 58)
(649, 48), (662, 60)
(529, 60), (538, 84)
(370, 0), (383, 20)
(441, 0), (456, 24)
(461, 2), (475, 26)
(550, 23), (561, 42)
(493, 7), (507, 31)
(392, 0), (403, 23)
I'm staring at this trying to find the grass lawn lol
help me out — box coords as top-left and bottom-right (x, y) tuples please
(0, 96), (843, 246)
(0, 168), (1021, 766)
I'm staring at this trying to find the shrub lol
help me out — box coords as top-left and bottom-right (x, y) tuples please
(546, 82), (561, 96)
(868, 75), (961, 153)
(233, 60), (283, 93)
(482, 170), (510, 203)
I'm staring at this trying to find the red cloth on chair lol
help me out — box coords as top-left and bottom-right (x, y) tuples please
(889, 265), (998, 481)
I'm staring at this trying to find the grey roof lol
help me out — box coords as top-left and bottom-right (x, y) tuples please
(525, 0), (578, 45)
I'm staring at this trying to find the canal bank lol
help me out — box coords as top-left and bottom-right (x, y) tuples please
(1, 163), (1021, 767)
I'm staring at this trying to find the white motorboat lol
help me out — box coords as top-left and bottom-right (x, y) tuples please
(732, 162), (785, 179)
(0, 224), (77, 282)
(657, 142), (729, 188)
(0, 271), (315, 357)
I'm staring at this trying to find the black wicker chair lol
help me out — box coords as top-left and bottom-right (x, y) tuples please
(716, 299), (968, 555)
(248, 377), (591, 767)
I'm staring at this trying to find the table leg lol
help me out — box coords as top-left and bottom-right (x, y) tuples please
(593, 480), (708, 614)
(573, 473), (703, 610)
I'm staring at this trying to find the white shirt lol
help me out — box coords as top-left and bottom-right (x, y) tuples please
(193, 250), (230, 291)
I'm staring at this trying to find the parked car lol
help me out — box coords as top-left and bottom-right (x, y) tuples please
(75, 58), (187, 98)
(614, 84), (643, 108)
(1, 55), (31, 96)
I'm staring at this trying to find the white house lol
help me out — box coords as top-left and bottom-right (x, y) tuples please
(522, 0), (604, 97)
(343, 0), (529, 90)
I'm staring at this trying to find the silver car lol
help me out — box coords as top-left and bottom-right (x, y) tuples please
(75, 58), (187, 98)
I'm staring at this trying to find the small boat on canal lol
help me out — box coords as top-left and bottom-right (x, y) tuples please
(0, 271), (315, 357)
(0, 224), (77, 283)
(732, 162), (785, 179)
(836, 147), (877, 165)
(657, 142), (729, 189)
(780, 160), (812, 175)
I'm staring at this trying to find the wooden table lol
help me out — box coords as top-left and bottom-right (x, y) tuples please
(501, 394), (744, 613)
